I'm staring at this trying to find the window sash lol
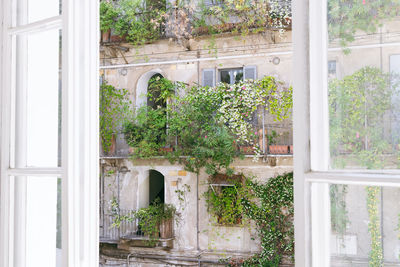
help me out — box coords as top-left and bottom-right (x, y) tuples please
(0, 0), (99, 267)
(293, 0), (400, 266)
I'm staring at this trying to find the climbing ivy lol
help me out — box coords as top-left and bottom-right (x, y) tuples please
(330, 184), (349, 240)
(366, 186), (383, 267)
(240, 172), (293, 266)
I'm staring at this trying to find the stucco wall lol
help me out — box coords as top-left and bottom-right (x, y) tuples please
(100, 156), (293, 254)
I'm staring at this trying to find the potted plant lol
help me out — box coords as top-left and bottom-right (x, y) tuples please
(158, 204), (176, 239)
(132, 201), (176, 245)
(268, 130), (289, 154)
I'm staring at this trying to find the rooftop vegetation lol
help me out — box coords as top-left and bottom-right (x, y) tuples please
(100, 0), (291, 47)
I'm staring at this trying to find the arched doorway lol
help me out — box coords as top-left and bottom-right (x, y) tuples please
(149, 170), (165, 205)
(135, 69), (164, 108)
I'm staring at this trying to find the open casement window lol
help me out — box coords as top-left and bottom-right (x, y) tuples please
(0, 0), (99, 266)
(293, 0), (400, 266)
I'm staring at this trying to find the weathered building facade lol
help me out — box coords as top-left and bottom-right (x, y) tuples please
(99, 14), (400, 266)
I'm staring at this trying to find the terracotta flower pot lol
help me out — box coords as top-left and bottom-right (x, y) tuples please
(159, 147), (174, 153)
(101, 29), (111, 43)
(269, 145), (289, 155)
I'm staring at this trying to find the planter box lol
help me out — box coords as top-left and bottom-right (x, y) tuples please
(159, 218), (173, 239)
(269, 145), (289, 155)
(101, 29), (111, 43)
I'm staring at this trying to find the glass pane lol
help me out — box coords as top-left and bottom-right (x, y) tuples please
(330, 184), (400, 266)
(327, 0), (400, 169)
(17, 0), (61, 26)
(15, 29), (61, 167)
(220, 70), (231, 84)
(233, 69), (243, 84)
(13, 176), (62, 267)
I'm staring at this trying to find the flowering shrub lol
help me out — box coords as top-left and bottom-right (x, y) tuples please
(166, 76), (292, 174)
(123, 76), (292, 174)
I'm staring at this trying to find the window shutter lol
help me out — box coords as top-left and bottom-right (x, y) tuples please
(243, 66), (257, 80)
(202, 68), (216, 87)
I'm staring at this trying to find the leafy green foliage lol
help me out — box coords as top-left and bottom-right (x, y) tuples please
(122, 76), (292, 174)
(147, 75), (176, 104)
(100, 81), (132, 154)
(167, 85), (239, 174)
(328, 0), (400, 48)
(329, 66), (399, 168)
(330, 184), (349, 239)
(366, 186), (383, 266)
(100, 0), (291, 47)
(192, 0), (291, 37)
(123, 106), (167, 158)
(240, 172), (294, 265)
(204, 175), (247, 225)
(111, 198), (177, 246)
(99, 0), (165, 46)
(205, 172), (293, 265)
(100, 1), (119, 32)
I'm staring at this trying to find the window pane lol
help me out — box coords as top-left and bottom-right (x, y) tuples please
(330, 184), (400, 266)
(233, 69), (243, 84)
(13, 176), (62, 267)
(17, 0), (61, 25)
(15, 29), (61, 167)
(327, 0), (400, 169)
(220, 70), (231, 84)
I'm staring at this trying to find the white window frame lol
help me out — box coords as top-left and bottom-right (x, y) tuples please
(293, 0), (400, 266)
(0, 0), (99, 266)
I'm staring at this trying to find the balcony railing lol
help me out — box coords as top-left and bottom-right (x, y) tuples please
(100, 209), (138, 242)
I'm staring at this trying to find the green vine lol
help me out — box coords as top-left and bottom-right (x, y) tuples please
(240, 172), (294, 266)
(366, 186), (383, 267)
(100, 80), (132, 154)
(330, 184), (349, 240)
(204, 174), (247, 225)
(174, 183), (191, 211)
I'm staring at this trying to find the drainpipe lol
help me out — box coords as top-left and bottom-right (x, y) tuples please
(196, 173), (200, 251)
(197, 50), (200, 85)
